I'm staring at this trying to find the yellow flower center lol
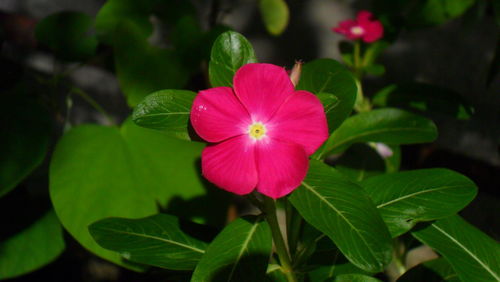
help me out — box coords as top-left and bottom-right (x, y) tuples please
(351, 26), (364, 35)
(248, 122), (267, 140)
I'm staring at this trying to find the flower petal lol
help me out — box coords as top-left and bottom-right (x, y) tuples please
(233, 63), (294, 122)
(256, 139), (308, 199)
(268, 90), (329, 155)
(357, 10), (373, 23)
(191, 87), (251, 143)
(362, 21), (384, 43)
(202, 136), (257, 195)
(333, 19), (357, 35)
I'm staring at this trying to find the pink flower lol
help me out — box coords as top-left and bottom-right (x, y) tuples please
(333, 10), (383, 43)
(190, 63), (328, 199)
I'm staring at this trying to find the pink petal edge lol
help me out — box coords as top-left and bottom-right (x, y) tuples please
(268, 90), (329, 155)
(256, 139), (309, 199)
(201, 136), (258, 195)
(191, 86), (251, 143)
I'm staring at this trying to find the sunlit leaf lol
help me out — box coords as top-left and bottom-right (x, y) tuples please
(50, 120), (212, 267)
(132, 89), (196, 140)
(259, 0), (289, 36)
(208, 31), (257, 87)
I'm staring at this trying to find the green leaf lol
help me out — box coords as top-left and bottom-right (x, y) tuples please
(0, 90), (50, 198)
(412, 215), (500, 282)
(372, 83), (474, 120)
(89, 214), (207, 270)
(208, 31), (257, 87)
(0, 210), (65, 280)
(335, 274), (382, 282)
(94, 0), (154, 44)
(35, 11), (98, 61)
(132, 89), (196, 140)
(114, 21), (190, 107)
(335, 144), (386, 182)
(297, 59), (357, 132)
(320, 108), (438, 157)
(361, 169), (477, 237)
(397, 258), (459, 282)
(259, 0), (289, 36)
(289, 161), (393, 273)
(50, 120), (209, 267)
(191, 216), (272, 282)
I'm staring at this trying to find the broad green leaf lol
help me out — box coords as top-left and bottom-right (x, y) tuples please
(208, 31), (257, 87)
(191, 216), (272, 282)
(412, 215), (500, 282)
(94, 0), (154, 44)
(397, 258), (459, 282)
(0, 210), (65, 280)
(50, 120), (209, 267)
(297, 59), (357, 132)
(35, 11), (98, 61)
(335, 274), (382, 282)
(361, 169), (477, 237)
(114, 21), (190, 107)
(373, 83), (474, 120)
(319, 108), (438, 157)
(0, 90), (50, 198)
(89, 214), (207, 270)
(335, 144), (386, 182)
(132, 89), (196, 140)
(259, 0), (289, 36)
(289, 161), (393, 273)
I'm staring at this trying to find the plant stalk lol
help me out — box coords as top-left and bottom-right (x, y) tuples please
(263, 197), (297, 282)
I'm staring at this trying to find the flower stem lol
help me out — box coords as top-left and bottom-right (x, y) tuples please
(353, 40), (362, 79)
(263, 197), (297, 282)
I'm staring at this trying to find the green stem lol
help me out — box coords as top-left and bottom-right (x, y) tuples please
(263, 197), (297, 282)
(353, 40), (362, 79)
(69, 87), (115, 125)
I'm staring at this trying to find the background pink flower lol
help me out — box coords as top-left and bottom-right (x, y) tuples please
(190, 63), (328, 199)
(333, 10), (384, 43)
